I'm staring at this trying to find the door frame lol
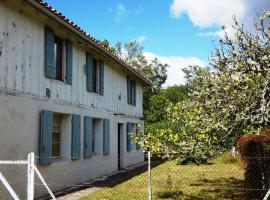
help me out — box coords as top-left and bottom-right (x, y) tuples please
(117, 123), (124, 170)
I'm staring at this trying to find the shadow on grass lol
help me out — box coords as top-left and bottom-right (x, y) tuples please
(38, 161), (164, 200)
(155, 177), (246, 200)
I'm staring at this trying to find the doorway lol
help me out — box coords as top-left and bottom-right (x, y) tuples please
(118, 123), (124, 170)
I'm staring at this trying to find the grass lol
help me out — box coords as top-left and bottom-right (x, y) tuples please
(80, 153), (244, 200)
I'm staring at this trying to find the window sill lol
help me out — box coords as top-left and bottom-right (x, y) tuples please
(87, 91), (103, 96)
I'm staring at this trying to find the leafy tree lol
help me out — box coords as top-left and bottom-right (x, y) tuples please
(145, 86), (188, 123)
(135, 11), (270, 164)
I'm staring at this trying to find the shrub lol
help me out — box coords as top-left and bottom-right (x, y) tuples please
(236, 130), (270, 199)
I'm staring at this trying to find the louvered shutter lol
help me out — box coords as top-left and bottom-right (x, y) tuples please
(132, 81), (136, 106)
(86, 53), (94, 92)
(66, 40), (73, 84)
(127, 78), (131, 104)
(103, 119), (110, 155)
(99, 61), (104, 95)
(84, 116), (93, 158)
(136, 124), (140, 150)
(44, 26), (56, 78)
(72, 114), (81, 160)
(127, 122), (132, 152)
(39, 110), (53, 165)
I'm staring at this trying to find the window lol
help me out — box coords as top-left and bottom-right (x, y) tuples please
(92, 59), (100, 93)
(52, 114), (62, 158)
(54, 36), (63, 81)
(127, 123), (140, 152)
(127, 78), (136, 106)
(86, 53), (104, 95)
(44, 26), (73, 84)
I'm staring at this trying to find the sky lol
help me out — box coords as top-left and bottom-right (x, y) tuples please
(45, 0), (270, 87)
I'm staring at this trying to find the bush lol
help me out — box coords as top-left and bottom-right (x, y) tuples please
(236, 130), (270, 199)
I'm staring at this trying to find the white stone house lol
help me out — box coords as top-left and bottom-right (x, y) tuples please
(0, 0), (150, 196)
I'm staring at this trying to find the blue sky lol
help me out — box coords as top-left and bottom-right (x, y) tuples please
(45, 0), (269, 86)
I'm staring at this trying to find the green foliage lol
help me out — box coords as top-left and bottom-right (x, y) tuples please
(145, 86), (188, 123)
(134, 11), (270, 164)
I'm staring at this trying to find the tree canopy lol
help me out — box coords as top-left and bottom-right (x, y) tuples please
(135, 11), (270, 164)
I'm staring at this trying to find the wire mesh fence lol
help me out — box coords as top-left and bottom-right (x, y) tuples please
(0, 159), (28, 200)
(1, 152), (270, 199)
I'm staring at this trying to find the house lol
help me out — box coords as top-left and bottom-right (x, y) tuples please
(0, 0), (151, 197)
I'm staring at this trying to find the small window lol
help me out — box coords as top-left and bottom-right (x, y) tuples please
(54, 36), (63, 81)
(93, 59), (100, 93)
(127, 78), (136, 106)
(52, 114), (62, 158)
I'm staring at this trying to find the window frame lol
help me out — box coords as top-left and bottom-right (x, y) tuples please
(54, 35), (64, 81)
(52, 114), (62, 159)
(127, 77), (136, 106)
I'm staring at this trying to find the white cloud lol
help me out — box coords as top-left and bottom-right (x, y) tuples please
(115, 4), (127, 23)
(133, 35), (147, 43)
(113, 3), (144, 23)
(171, 0), (270, 37)
(170, 0), (246, 28)
(144, 52), (206, 87)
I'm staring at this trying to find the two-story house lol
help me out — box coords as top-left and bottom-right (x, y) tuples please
(0, 0), (151, 197)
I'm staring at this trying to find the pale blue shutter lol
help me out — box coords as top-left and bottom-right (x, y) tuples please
(86, 53), (94, 92)
(44, 26), (56, 78)
(136, 124), (140, 150)
(103, 119), (110, 155)
(132, 81), (136, 106)
(84, 116), (93, 158)
(39, 110), (53, 165)
(127, 78), (131, 104)
(99, 61), (104, 95)
(72, 114), (81, 160)
(127, 122), (132, 152)
(66, 40), (73, 85)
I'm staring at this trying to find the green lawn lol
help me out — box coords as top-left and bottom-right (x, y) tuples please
(81, 154), (244, 200)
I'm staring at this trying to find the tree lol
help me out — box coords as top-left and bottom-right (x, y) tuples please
(135, 11), (270, 163)
(145, 86), (188, 124)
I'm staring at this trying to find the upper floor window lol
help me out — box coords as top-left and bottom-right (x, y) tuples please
(44, 26), (73, 84)
(127, 77), (136, 106)
(54, 36), (63, 81)
(86, 53), (104, 95)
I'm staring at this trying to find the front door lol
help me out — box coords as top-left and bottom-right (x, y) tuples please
(118, 123), (123, 170)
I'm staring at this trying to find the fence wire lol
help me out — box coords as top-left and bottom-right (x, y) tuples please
(1, 152), (270, 200)
(0, 162), (27, 200)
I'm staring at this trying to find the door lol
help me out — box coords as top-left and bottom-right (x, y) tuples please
(118, 123), (123, 170)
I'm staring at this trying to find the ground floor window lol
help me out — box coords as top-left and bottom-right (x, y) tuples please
(52, 114), (62, 158)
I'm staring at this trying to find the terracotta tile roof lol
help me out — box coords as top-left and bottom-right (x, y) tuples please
(29, 0), (151, 85)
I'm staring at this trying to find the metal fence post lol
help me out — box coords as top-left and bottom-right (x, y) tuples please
(148, 151), (152, 200)
(27, 152), (35, 200)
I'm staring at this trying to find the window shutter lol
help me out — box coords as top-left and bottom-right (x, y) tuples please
(72, 114), (81, 160)
(66, 40), (73, 85)
(103, 119), (110, 155)
(127, 78), (131, 104)
(99, 61), (104, 95)
(84, 116), (93, 158)
(127, 122), (132, 152)
(39, 110), (53, 165)
(86, 53), (94, 92)
(132, 81), (136, 106)
(44, 26), (56, 78)
(136, 124), (140, 150)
